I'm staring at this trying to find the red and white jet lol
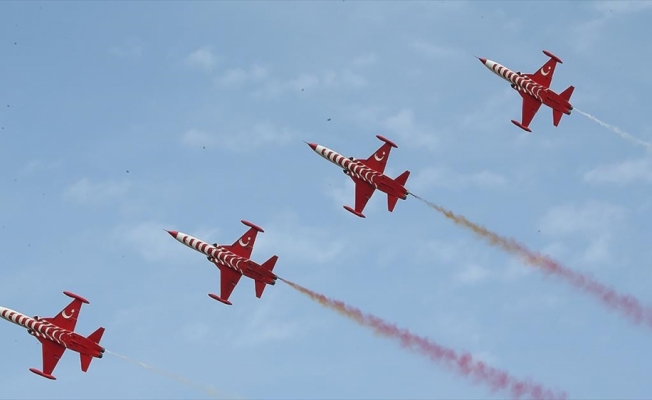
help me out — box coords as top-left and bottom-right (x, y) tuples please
(307, 135), (410, 218)
(166, 220), (278, 306)
(0, 291), (105, 380)
(478, 50), (575, 132)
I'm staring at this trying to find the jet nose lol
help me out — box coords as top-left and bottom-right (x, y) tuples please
(476, 56), (487, 64)
(165, 229), (178, 238)
(304, 141), (318, 151)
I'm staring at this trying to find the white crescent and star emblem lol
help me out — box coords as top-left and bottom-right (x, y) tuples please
(238, 237), (250, 247)
(62, 309), (74, 319)
(374, 151), (386, 162)
(541, 66), (551, 76)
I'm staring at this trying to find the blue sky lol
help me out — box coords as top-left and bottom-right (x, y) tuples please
(1, 1), (651, 399)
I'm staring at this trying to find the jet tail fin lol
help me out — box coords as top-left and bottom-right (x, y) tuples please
(560, 85), (575, 101)
(553, 85), (575, 127)
(255, 255), (278, 298)
(261, 255), (278, 272)
(80, 327), (105, 372)
(388, 170), (410, 212)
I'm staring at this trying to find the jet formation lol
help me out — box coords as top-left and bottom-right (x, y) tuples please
(2, 49), (582, 384)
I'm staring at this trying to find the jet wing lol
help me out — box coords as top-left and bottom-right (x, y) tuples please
(524, 57), (559, 88)
(219, 265), (243, 302)
(358, 141), (394, 174)
(221, 226), (262, 259)
(519, 92), (543, 130)
(352, 176), (376, 215)
(38, 338), (67, 377)
(42, 297), (85, 332)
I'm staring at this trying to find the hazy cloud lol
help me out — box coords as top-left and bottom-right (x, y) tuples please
(538, 202), (627, 265)
(583, 158), (652, 184)
(411, 40), (462, 58)
(573, 1), (652, 51)
(181, 122), (297, 152)
(251, 69), (367, 99)
(111, 220), (181, 262)
(255, 212), (346, 265)
(62, 178), (130, 205)
(110, 41), (143, 59)
(352, 53), (378, 67)
(382, 109), (439, 151)
(185, 46), (217, 71)
(215, 65), (268, 86)
(411, 167), (508, 191)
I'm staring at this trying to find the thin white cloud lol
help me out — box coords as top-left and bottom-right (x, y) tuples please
(595, 0), (652, 15)
(62, 178), (130, 205)
(234, 300), (303, 348)
(539, 202), (626, 236)
(110, 41), (143, 59)
(255, 212), (345, 265)
(111, 220), (182, 263)
(411, 167), (508, 191)
(352, 53), (377, 67)
(20, 159), (62, 176)
(573, 1), (652, 51)
(455, 263), (491, 285)
(538, 202), (627, 265)
(411, 40), (462, 59)
(382, 109), (439, 151)
(583, 158), (652, 184)
(181, 122), (297, 152)
(251, 69), (367, 99)
(214, 65), (268, 86)
(185, 46), (217, 71)
(348, 106), (440, 151)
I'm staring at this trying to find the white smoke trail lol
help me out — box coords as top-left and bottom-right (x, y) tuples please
(575, 108), (652, 152)
(106, 349), (239, 399)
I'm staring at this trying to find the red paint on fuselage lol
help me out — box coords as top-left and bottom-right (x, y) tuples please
(0, 308), (104, 358)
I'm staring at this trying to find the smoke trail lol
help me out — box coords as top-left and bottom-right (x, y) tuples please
(574, 108), (652, 152)
(410, 193), (652, 329)
(280, 278), (566, 400)
(105, 350), (236, 399)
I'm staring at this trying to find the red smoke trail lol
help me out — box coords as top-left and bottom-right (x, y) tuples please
(411, 193), (652, 329)
(281, 278), (566, 400)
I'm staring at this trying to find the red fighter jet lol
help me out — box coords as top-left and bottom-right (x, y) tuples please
(478, 50), (575, 132)
(166, 220), (278, 305)
(306, 135), (410, 218)
(0, 291), (105, 380)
